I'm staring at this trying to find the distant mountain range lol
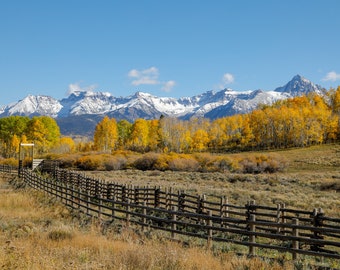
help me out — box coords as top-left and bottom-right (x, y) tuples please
(0, 75), (325, 136)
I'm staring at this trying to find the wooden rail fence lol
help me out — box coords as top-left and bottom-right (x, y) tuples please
(1, 163), (340, 262)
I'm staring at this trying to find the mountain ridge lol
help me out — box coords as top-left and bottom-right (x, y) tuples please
(0, 75), (325, 136)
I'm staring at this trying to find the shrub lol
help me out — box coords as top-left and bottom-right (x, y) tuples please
(0, 157), (18, 167)
(76, 155), (102, 170)
(133, 153), (161, 171)
(239, 154), (288, 174)
(213, 156), (233, 172)
(153, 154), (171, 171)
(194, 153), (217, 172)
(58, 154), (81, 168)
(168, 155), (200, 172)
(103, 156), (127, 171)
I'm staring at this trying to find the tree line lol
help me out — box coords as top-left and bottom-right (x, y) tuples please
(1, 86), (340, 159)
(93, 87), (340, 153)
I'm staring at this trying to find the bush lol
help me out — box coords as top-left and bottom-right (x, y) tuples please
(239, 154), (287, 174)
(76, 155), (102, 170)
(194, 153), (217, 172)
(153, 154), (171, 171)
(58, 154), (81, 168)
(213, 156), (233, 172)
(133, 153), (160, 171)
(104, 156), (127, 170)
(168, 155), (200, 172)
(0, 157), (18, 166)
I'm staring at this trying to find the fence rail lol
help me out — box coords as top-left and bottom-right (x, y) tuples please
(1, 162), (339, 262)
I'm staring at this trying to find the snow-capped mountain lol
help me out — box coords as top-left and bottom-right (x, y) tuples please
(0, 75), (326, 136)
(0, 95), (62, 118)
(274, 74), (324, 96)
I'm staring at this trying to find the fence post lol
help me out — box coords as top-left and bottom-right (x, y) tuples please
(281, 203), (286, 236)
(65, 184), (69, 206)
(77, 186), (81, 210)
(129, 184), (134, 202)
(86, 191), (90, 216)
(145, 185), (149, 206)
(111, 196), (116, 222)
(220, 196), (227, 227)
(201, 194), (206, 215)
(311, 208), (324, 251)
(178, 191), (185, 212)
(197, 195), (203, 214)
(171, 206), (177, 240)
(98, 194), (102, 220)
(165, 188), (169, 210)
(135, 186), (139, 205)
(126, 199), (131, 227)
(249, 214), (256, 256)
(207, 210), (213, 249)
(276, 203), (281, 234)
(167, 187), (173, 210)
(154, 187), (160, 208)
(292, 218), (299, 260)
(142, 201), (147, 232)
(122, 185), (127, 203)
(70, 184), (74, 209)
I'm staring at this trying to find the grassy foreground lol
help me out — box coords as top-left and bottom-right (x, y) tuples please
(0, 175), (295, 270)
(86, 144), (340, 217)
(1, 144), (340, 269)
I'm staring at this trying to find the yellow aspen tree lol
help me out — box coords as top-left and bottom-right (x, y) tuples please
(59, 137), (76, 153)
(0, 116), (30, 157)
(191, 129), (209, 152)
(159, 117), (186, 153)
(10, 134), (20, 158)
(208, 118), (228, 151)
(117, 119), (132, 149)
(94, 116), (118, 152)
(128, 118), (149, 152)
(180, 130), (193, 153)
(249, 109), (268, 149)
(240, 115), (254, 147)
(335, 86), (340, 109)
(148, 119), (160, 151)
(26, 117), (48, 153)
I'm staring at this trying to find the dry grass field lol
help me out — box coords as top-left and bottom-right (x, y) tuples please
(0, 174), (294, 269)
(86, 144), (340, 217)
(1, 144), (340, 269)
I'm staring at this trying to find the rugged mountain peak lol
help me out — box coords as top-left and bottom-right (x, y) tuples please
(6, 94), (62, 117)
(274, 74), (323, 96)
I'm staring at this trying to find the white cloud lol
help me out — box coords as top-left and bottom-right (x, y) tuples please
(162, 80), (176, 92)
(128, 66), (159, 86)
(322, 71), (340, 82)
(222, 73), (235, 84)
(216, 73), (235, 89)
(66, 82), (98, 96)
(128, 67), (175, 92)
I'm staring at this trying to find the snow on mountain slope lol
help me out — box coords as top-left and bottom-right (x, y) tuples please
(274, 74), (324, 96)
(2, 95), (62, 117)
(0, 75), (325, 133)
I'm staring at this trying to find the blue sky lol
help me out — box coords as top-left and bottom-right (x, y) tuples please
(1, 0), (340, 105)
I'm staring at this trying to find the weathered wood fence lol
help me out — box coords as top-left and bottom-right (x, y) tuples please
(1, 163), (340, 261)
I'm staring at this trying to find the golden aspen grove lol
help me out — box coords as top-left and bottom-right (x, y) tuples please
(91, 89), (340, 154)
